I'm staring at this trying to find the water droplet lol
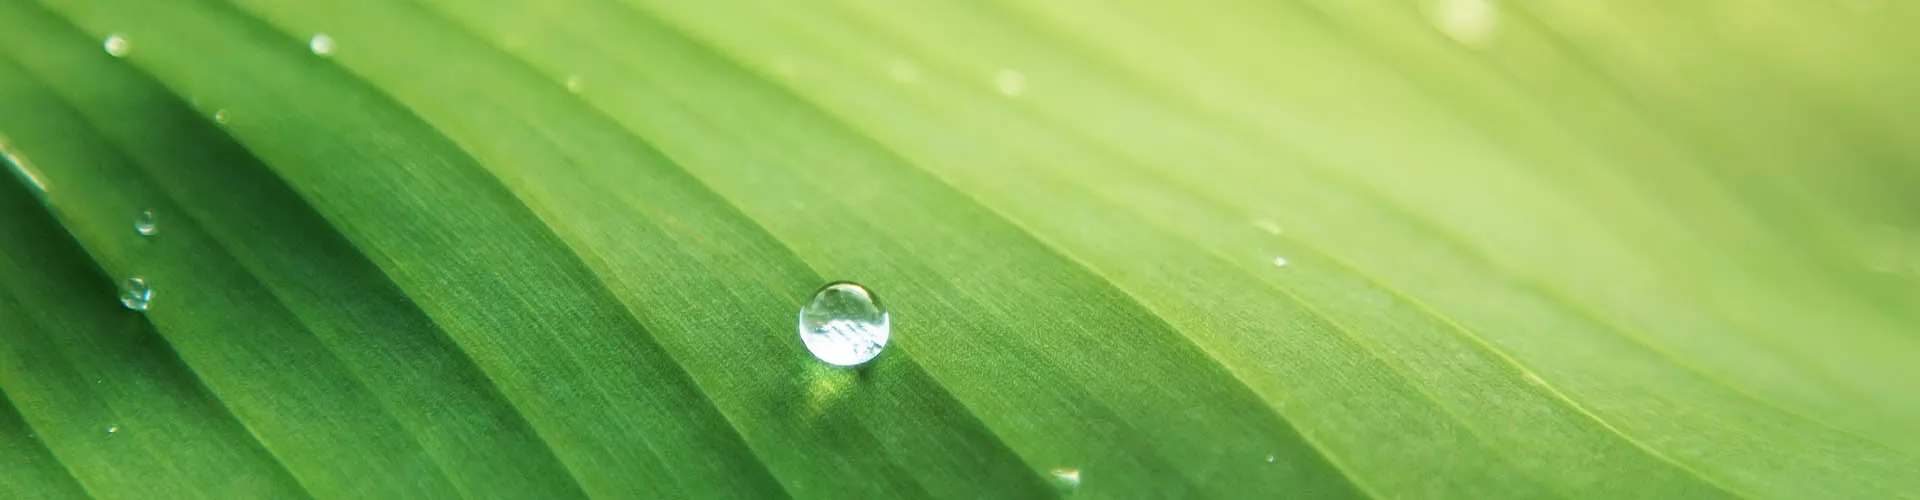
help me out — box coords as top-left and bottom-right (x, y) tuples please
(1050, 468), (1081, 493)
(133, 209), (158, 236)
(120, 277), (152, 311)
(1266, 454), (1277, 463)
(106, 424), (118, 435)
(309, 33), (335, 56)
(797, 281), (889, 366)
(996, 69), (1028, 96)
(565, 75), (583, 93)
(1431, 0), (1498, 47)
(103, 35), (130, 58)
(214, 109), (230, 124)
(1272, 256), (1289, 267)
(888, 61), (919, 83)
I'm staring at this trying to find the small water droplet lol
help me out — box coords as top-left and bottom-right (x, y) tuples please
(1050, 468), (1081, 493)
(309, 33), (335, 56)
(103, 35), (130, 58)
(1272, 256), (1289, 267)
(214, 109), (230, 124)
(888, 61), (919, 83)
(565, 75), (583, 93)
(1431, 0), (1499, 47)
(133, 209), (158, 236)
(1266, 454), (1277, 463)
(798, 281), (889, 366)
(996, 69), (1028, 96)
(106, 424), (118, 435)
(120, 277), (152, 311)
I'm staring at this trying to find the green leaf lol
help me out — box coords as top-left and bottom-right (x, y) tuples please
(2, 0), (1917, 498)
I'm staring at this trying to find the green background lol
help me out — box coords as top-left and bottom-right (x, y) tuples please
(1, 0), (1917, 497)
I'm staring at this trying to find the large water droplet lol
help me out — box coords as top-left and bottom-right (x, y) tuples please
(309, 33), (335, 56)
(797, 281), (889, 366)
(120, 277), (152, 311)
(133, 209), (158, 236)
(103, 35), (130, 58)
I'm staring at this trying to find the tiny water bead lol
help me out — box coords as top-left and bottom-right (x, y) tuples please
(133, 209), (158, 236)
(120, 277), (152, 311)
(1266, 454), (1277, 463)
(103, 35), (130, 58)
(106, 424), (118, 435)
(1272, 256), (1289, 267)
(797, 281), (889, 366)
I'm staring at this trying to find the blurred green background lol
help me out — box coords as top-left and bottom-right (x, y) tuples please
(1, 0), (1917, 497)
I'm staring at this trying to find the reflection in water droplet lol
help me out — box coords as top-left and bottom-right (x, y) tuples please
(798, 281), (890, 366)
(104, 35), (130, 58)
(120, 277), (152, 312)
(996, 69), (1028, 96)
(1050, 468), (1081, 494)
(134, 209), (158, 236)
(1272, 256), (1289, 267)
(309, 33), (335, 56)
(1431, 0), (1499, 47)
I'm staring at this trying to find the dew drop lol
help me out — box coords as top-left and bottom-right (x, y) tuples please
(133, 209), (158, 236)
(797, 281), (889, 366)
(1272, 256), (1289, 267)
(213, 109), (230, 124)
(106, 424), (118, 435)
(565, 75), (583, 93)
(120, 277), (152, 312)
(996, 69), (1028, 97)
(1266, 454), (1277, 463)
(103, 35), (130, 58)
(1050, 468), (1081, 494)
(309, 33), (335, 56)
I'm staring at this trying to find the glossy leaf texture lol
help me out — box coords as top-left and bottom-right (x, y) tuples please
(1, 0), (1917, 498)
